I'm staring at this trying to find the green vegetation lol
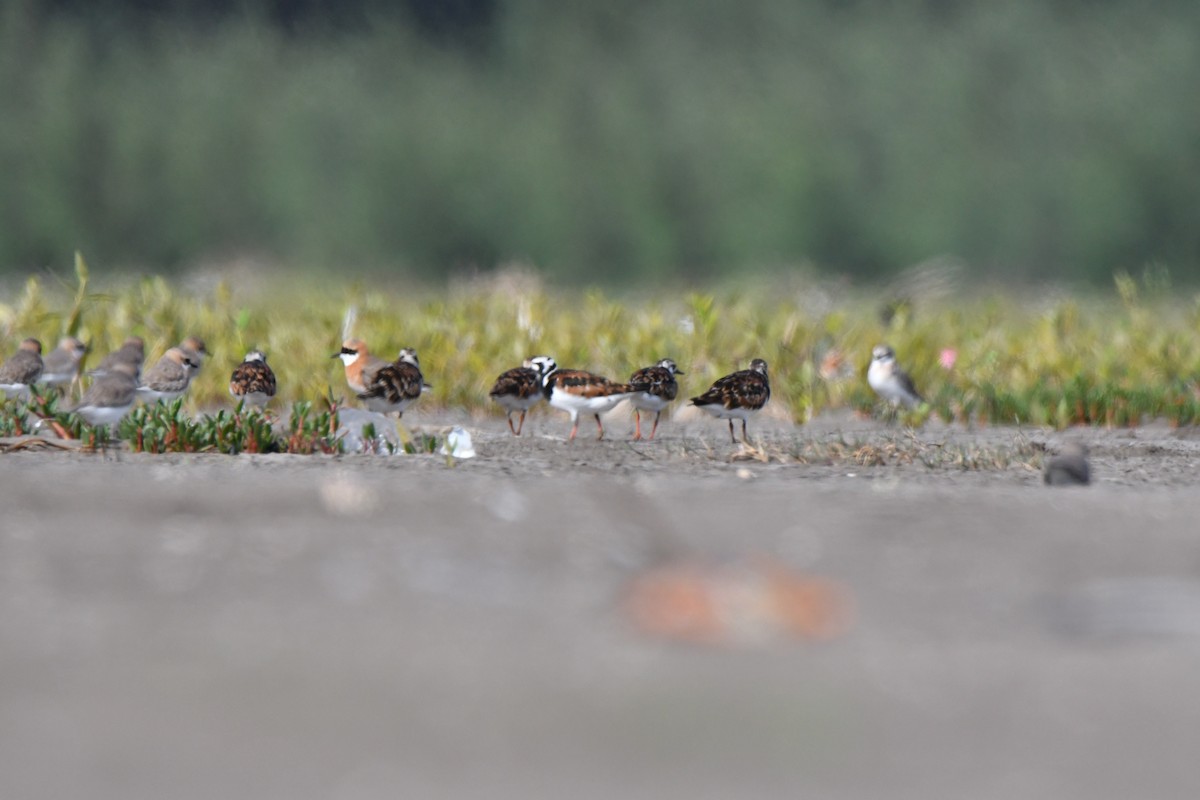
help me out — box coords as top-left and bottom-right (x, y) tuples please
(3, 264), (1200, 437)
(2, 1), (1198, 281)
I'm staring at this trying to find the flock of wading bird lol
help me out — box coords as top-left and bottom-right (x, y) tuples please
(1, 333), (927, 444)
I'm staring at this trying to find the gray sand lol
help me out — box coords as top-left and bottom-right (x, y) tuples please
(3, 409), (1200, 799)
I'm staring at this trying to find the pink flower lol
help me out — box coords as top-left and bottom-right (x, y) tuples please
(939, 348), (957, 370)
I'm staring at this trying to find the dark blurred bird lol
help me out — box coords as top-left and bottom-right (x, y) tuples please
(1044, 443), (1091, 486)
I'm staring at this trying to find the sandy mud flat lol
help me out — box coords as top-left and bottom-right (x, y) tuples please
(3, 410), (1200, 799)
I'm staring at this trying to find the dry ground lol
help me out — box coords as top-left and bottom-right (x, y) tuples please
(3, 409), (1200, 799)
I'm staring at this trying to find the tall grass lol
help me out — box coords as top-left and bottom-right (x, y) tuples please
(2, 0), (1199, 281)
(3, 264), (1200, 429)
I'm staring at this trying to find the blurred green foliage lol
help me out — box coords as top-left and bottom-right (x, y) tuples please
(4, 266), (1200, 430)
(2, 0), (1198, 282)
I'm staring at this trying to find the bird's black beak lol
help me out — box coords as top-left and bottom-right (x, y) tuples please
(676, 370), (685, 375)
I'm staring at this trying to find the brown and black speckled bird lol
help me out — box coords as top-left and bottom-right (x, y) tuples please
(490, 355), (556, 436)
(229, 350), (277, 409)
(629, 358), (684, 441)
(541, 363), (633, 441)
(690, 358), (771, 444)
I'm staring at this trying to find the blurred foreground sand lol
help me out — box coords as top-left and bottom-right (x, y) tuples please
(3, 416), (1200, 799)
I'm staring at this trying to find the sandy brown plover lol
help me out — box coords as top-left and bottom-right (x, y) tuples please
(40, 336), (88, 388)
(68, 361), (139, 427)
(91, 336), (145, 380)
(629, 358), (684, 440)
(0, 338), (44, 399)
(136, 347), (199, 403)
(690, 358), (771, 444)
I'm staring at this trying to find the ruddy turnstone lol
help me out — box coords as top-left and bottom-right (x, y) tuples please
(229, 350), (277, 409)
(490, 355), (557, 436)
(0, 338), (43, 399)
(541, 362), (633, 441)
(335, 339), (425, 416)
(629, 358), (684, 440)
(40, 336), (88, 388)
(68, 361), (138, 427)
(690, 358), (771, 444)
(91, 336), (145, 379)
(136, 346), (200, 403)
(867, 345), (923, 408)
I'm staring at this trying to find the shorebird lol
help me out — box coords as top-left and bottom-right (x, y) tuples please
(40, 336), (88, 388)
(867, 345), (923, 408)
(490, 355), (556, 436)
(136, 347), (200, 403)
(91, 336), (145, 380)
(690, 358), (771, 444)
(541, 362), (633, 441)
(0, 338), (44, 400)
(68, 361), (139, 427)
(629, 358), (684, 440)
(229, 350), (277, 409)
(1044, 442), (1091, 486)
(180, 336), (209, 372)
(335, 339), (424, 416)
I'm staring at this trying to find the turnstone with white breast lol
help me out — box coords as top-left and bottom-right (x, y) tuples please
(690, 358), (771, 444)
(229, 350), (277, 409)
(0, 338), (43, 399)
(542, 362), (633, 441)
(40, 336), (88, 388)
(335, 339), (425, 416)
(490, 355), (556, 436)
(136, 347), (199, 403)
(629, 358), (684, 440)
(867, 344), (923, 408)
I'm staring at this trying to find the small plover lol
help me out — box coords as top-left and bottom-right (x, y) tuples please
(91, 336), (145, 379)
(180, 336), (209, 373)
(335, 339), (424, 416)
(490, 355), (556, 436)
(867, 345), (923, 408)
(68, 361), (139, 427)
(690, 358), (771, 444)
(229, 350), (277, 409)
(136, 347), (200, 403)
(629, 358), (684, 440)
(1044, 442), (1091, 486)
(541, 363), (633, 441)
(0, 338), (43, 399)
(40, 336), (88, 388)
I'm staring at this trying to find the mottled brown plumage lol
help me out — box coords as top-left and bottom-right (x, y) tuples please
(690, 358), (771, 443)
(543, 366), (633, 440)
(490, 356), (556, 435)
(629, 358), (684, 440)
(229, 351), (277, 408)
